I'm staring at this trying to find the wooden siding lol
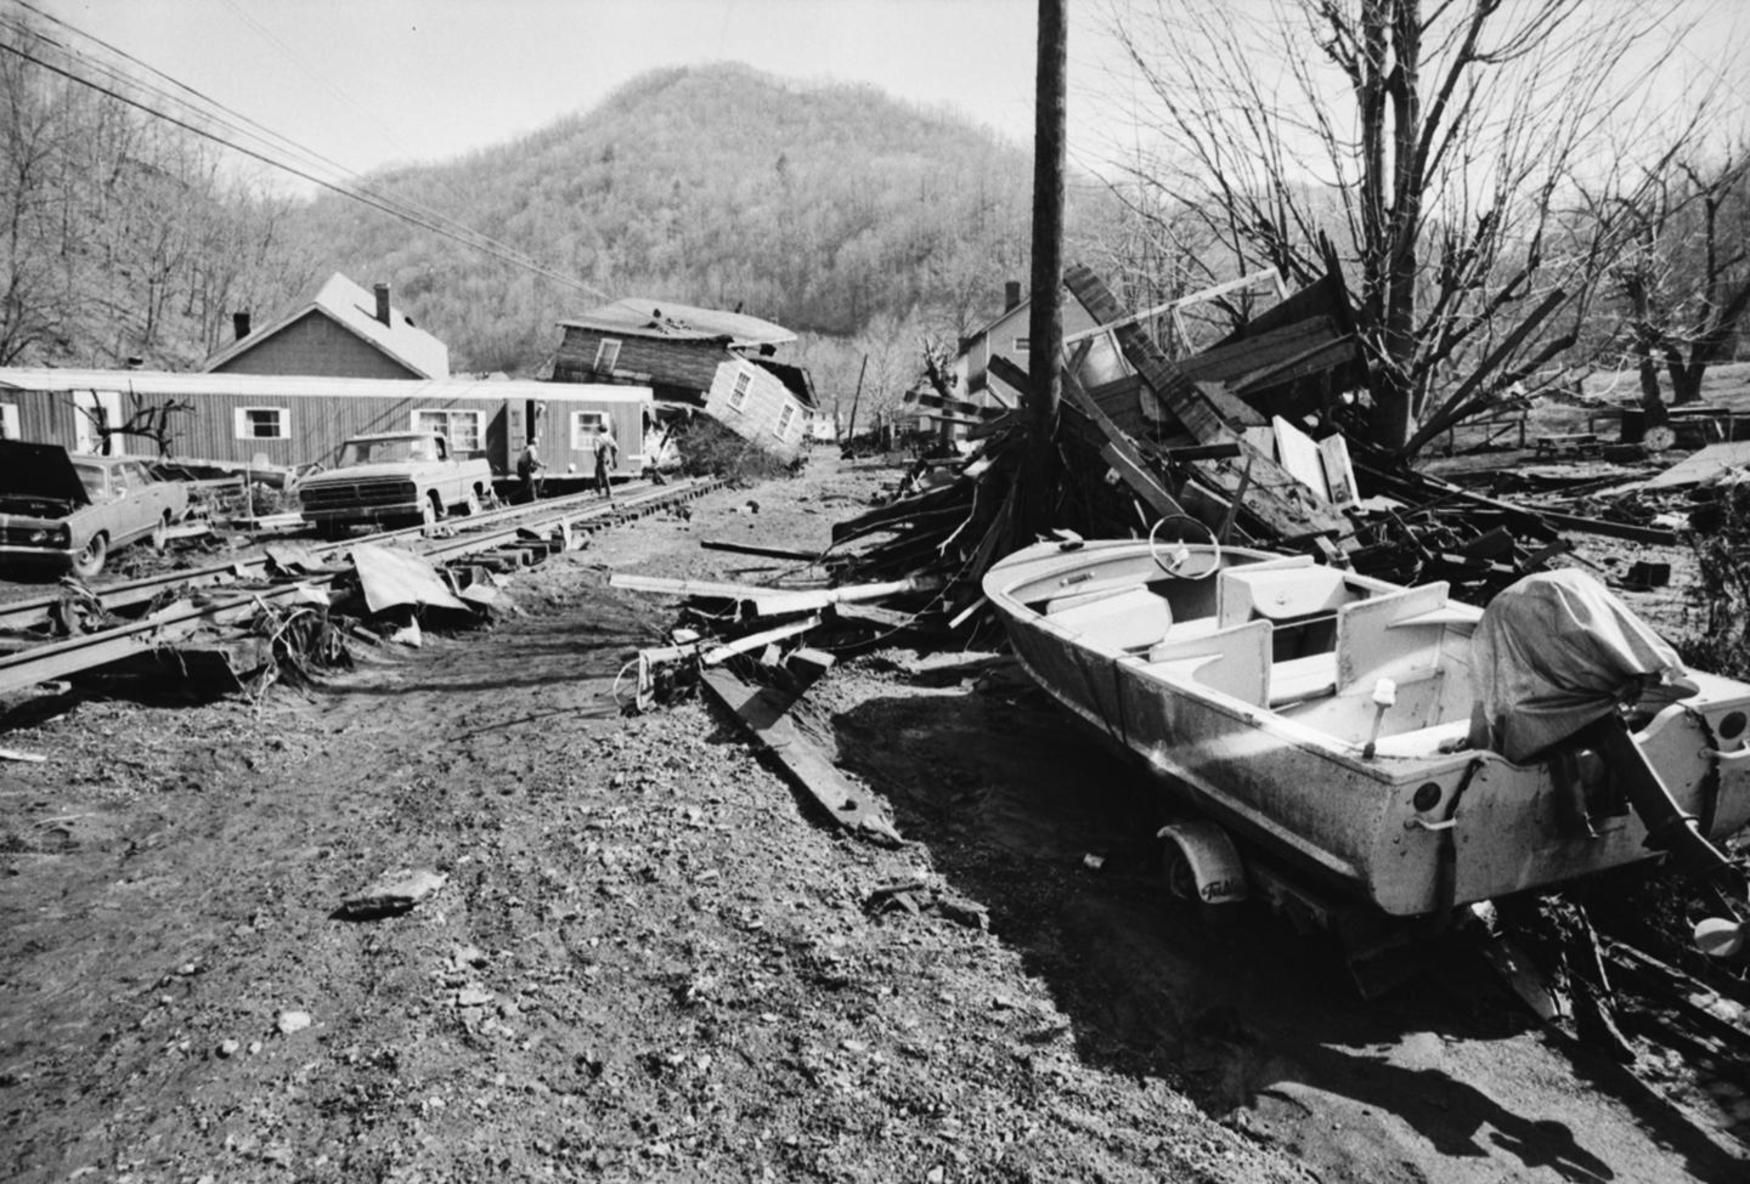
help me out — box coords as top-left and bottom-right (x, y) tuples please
(211, 311), (423, 380)
(956, 293), (1100, 394)
(702, 360), (807, 459)
(552, 326), (726, 395)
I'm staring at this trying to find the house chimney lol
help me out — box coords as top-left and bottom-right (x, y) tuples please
(373, 282), (392, 327)
(232, 311), (251, 341)
(1004, 280), (1021, 312)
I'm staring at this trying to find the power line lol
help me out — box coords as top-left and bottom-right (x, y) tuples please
(1, 2), (610, 301)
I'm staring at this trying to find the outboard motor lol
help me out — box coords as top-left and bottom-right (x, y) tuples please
(1471, 570), (1747, 953)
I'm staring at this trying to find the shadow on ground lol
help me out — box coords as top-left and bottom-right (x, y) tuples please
(828, 678), (1746, 1184)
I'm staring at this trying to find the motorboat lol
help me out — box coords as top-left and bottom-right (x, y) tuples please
(981, 533), (1750, 925)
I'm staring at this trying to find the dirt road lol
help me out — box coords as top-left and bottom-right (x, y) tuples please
(2, 453), (1745, 1182)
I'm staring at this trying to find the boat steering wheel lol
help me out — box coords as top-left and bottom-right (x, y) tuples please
(1148, 514), (1221, 580)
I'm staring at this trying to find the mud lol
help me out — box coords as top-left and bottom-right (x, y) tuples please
(1, 452), (1744, 1183)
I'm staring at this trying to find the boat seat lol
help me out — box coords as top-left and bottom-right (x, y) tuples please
(1142, 618), (1270, 707)
(1218, 565), (1365, 628)
(1269, 652), (1339, 706)
(1046, 586), (1173, 653)
(1333, 581), (1452, 692)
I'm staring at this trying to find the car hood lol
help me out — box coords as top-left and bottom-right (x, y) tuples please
(0, 441), (90, 506)
(302, 463), (434, 484)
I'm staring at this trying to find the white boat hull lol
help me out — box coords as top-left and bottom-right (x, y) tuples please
(983, 539), (1750, 917)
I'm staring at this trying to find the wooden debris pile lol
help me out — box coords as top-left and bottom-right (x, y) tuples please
(816, 261), (1736, 620)
(608, 568), (916, 847)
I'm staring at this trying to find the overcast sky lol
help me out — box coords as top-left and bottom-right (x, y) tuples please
(27, 0), (1750, 195)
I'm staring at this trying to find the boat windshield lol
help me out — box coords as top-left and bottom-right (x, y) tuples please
(339, 437), (437, 466)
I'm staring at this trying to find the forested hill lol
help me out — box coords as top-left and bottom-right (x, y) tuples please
(295, 63), (1065, 372)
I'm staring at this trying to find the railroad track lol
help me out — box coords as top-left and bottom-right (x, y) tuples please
(0, 477), (721, 697)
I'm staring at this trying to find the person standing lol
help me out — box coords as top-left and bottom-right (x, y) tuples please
(517, 436), (545, 502)
(593, 421), (619, 499)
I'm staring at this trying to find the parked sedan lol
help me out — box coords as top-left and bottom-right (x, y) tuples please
(0, 442), (190, 578)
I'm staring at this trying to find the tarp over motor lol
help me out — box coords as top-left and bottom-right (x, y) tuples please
(1471, 568), (1696, 763)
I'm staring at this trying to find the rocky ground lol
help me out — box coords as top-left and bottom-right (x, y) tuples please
(2, 451), (1746, 1183)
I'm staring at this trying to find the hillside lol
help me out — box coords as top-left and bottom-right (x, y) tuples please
(292, 63), (1092, 375)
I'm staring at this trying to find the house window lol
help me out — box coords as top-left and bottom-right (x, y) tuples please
(593, 338), (622, 374)
(412, 409), (485, 452)
(570, 410), (610, 451)
(0, 403), (18, 439)
(728, 369), (752, 411)
(1013, 336), (1030, 353)
(234, 407), (288, 440)
(775, 403), (796, 439)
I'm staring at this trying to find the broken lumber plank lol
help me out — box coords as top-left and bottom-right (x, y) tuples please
(701, 668), (901, 846)
(611, 572), (941, 618)
(611, 573), (781, 600)
(829, 602), (919, 630)
(700, 539), (823, 561)
(1064, 263), (1263, 443)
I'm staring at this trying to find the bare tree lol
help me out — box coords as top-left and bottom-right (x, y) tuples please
(1613, 146), (1750, 410)
(1096, 0), (1698, 452)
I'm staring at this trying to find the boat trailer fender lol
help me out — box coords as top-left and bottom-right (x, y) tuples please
(1156, 819), (1248, 905)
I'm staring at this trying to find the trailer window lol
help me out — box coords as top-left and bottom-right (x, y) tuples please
(570, 411), (610, 450)
(412, 409), (484, 452)
(0, 403), (17, 439)
(775, 403), (796, 439)
(728, 369), (752, 411)
(235, 407), (288, 440)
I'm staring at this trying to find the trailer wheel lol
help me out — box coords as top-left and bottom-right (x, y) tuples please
(1158, 819), (1248, 925)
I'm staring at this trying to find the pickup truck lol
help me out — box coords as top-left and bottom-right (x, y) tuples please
(298, 432), (495, 535)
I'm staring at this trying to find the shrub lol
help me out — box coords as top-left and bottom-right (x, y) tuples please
(671, 416), (803, 485)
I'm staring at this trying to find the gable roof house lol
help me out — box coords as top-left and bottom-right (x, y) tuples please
(919, 281), (1104, 440)
(548, 298), (816, 458)
(202, 273), (450, 380)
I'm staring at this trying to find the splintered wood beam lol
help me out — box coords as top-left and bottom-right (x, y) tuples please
(701, 668), (901, 846)
(1063, 263), (1265, 443)
(700, 539), (824, 562)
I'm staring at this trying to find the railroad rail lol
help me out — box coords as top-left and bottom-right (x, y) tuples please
(0, 477), (720, 697)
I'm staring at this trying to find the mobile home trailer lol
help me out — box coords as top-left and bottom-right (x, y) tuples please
(0, 370), (656, 480)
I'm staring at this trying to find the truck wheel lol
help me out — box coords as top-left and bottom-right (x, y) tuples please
(463, 489), (483, 516)
(71, 533), (109, 578)
(422, 493), (444, 527)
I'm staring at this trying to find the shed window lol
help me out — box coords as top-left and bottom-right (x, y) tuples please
(0, 403), (18, 439)
(728, 369), (752, 411)
(593, 338), (622, 374)
(234, 407), (288, 440)
(412, 409), (485, 452)
(570, 411), (610, 451)
(775, 403), (796, 440)
(1012, 336), (1030, 353)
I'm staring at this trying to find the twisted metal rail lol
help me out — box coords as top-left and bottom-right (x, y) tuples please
(0, 477), (721, 698)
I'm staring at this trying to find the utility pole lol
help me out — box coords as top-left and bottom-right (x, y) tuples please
(845, 354), (869, 445)
(1026, 0), (1067, 524)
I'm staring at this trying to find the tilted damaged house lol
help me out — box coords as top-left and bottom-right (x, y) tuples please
(547, 298), (817, 458)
